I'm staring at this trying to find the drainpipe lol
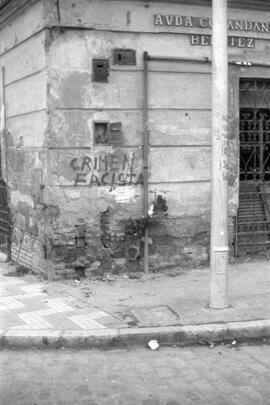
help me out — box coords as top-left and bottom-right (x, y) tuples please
(210, 0), (229, 308)
(143, 51), (149, 273)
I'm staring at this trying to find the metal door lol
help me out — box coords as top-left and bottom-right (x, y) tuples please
(235, 79), (270, 256)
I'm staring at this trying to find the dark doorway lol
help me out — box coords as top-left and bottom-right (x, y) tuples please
(239, 79), (270, 183)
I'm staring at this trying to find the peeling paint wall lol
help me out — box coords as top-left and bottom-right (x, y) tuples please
(43, 1), (214, 275)
(1, 0), (270, 277)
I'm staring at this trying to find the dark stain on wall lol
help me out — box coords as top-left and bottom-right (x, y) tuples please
(153, 194), (168, 214)
(100, 208), (111, 248)
(124, 217), (147, 238)
(126, 10), (131, 26)
(46, 205), (61, 224)
(17, 202), (31, 232)
(45, 27), (65, 52)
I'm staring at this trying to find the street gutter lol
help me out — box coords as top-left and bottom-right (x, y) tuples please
(1, 319), (270, 350)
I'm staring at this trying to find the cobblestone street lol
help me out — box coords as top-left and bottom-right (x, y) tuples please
(1, 342), (270, 405)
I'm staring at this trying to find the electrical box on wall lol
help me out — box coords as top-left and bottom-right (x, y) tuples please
(113, 49), (136, 65)
(92, 59), (110, 82)
(94, 121), (123, 145)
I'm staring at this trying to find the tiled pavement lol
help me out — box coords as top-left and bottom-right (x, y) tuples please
(0, 270), (126, 331)
(0, 258), (270, 333)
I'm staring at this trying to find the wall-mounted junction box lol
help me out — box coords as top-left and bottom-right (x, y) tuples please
(92, 59), (110, 82)
(113, 49), (136, 65)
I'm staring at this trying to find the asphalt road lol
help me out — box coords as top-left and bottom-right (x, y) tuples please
(1, 342), (270, 405)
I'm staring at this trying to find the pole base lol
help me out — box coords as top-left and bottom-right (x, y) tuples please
(209, 303), (229, 310)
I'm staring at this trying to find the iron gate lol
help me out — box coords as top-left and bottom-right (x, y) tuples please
(239, 79), (270, 182)
(235, 79), (270, 256)
(0, 176), (11, 257)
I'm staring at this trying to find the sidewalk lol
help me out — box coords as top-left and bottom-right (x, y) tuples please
(0, 256), (270, 349)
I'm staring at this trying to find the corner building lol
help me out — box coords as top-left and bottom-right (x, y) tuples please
(0, 0), (270, 278)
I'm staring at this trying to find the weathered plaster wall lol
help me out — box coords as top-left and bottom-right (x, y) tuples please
(41, 0), (270, 276)
(44, 20), (213, 275)
(0, 0), (49, 274)
(1, 0), (268, 277)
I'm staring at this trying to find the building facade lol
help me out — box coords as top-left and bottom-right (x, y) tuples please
(0, 0), (270, 279)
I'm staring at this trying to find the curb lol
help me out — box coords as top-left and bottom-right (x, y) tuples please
(1, 319), (270, 349)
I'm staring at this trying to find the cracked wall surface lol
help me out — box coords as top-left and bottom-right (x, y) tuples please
(43, 2), (214, 276)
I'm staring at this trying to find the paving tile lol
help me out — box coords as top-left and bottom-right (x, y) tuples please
(46, 318), (81, 330)
(0, 305), (10, 311)
(88, 311), (110, 319)
(0, 311), (26, 328)
(14, 292), (48, 300)
(35, 309), (57, 316)
(97, 316), (127, 328)
(45, 298), (75, 313)
(20, 284), (44, 293)
(15, 302), (51, 314)
(0, 278), (26, 286)
(68, 314), (106, 329)
(42, 312), (76, 324)
(9, 324), (32, 330)
(18, 312), (54, 329)
(0, 297), (25, 310)
(0, 286), (26, 296)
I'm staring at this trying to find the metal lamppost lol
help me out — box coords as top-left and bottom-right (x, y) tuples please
(210, 0), (229, 308)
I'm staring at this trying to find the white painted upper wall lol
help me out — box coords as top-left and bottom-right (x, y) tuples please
(44, 0), (270, 39)
(0, 0), (44, 56)
(1, 31), (47, 85)
(5, 70), (47, 117)
(0, 1), (47, 146)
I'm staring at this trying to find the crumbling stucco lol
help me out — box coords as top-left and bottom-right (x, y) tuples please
(2, 0), (265, 278)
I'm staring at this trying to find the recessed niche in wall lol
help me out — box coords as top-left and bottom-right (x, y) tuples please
(94, 122), (109, 145)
